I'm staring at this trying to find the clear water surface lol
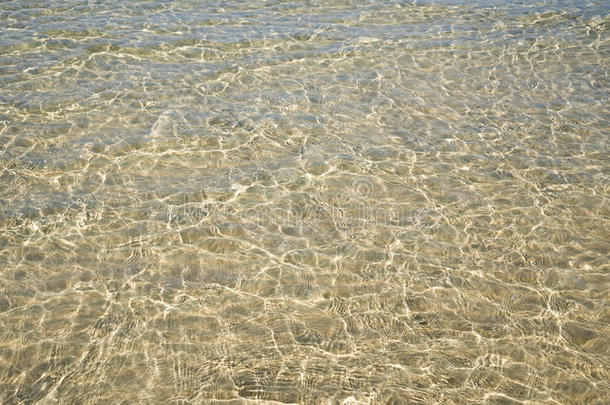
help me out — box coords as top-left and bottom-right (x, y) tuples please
(0, 0), (608, 403)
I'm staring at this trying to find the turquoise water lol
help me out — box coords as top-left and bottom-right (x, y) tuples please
(0, 0), (608, 403)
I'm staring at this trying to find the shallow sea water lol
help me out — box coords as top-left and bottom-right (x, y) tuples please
(0, 0), (609, 403)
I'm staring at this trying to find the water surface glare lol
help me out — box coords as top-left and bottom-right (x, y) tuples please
(0, 0), (609, 403)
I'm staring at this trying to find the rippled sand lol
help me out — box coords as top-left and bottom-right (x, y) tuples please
(0, 0), (609, 403)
